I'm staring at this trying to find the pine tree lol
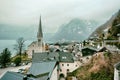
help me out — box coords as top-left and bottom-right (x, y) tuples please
(0, 48), (11, 68)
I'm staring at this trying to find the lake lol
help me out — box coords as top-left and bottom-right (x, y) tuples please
(0, 40), (33, 56)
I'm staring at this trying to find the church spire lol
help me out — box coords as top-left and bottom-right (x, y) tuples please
(37, 16), (43, 42)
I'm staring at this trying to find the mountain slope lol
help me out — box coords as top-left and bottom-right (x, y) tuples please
(69, 52), (120, 80)
(107, 10), (120, 40)
(90, 10), (120, 38)
(53, 19), (98, 41)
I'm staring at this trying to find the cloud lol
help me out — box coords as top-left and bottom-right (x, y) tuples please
(0, 0), (120, 33)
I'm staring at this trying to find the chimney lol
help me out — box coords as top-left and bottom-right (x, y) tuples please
(23, 76), (27, 80)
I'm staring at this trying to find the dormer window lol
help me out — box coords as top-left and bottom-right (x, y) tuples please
(50, 58), (54, 60)
(62, 56), (67, 59)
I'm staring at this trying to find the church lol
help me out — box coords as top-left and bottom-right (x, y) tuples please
(27, 16), (45, 58)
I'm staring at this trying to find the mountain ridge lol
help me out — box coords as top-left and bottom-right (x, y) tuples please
(53, 18), (99, 42)
(89, 10), (120, 38)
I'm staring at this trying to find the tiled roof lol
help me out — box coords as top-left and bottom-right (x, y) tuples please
(29, 61), (56, 77)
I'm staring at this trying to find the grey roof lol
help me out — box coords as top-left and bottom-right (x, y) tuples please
(0, 71), (34, 80)
(29, 61), (56, 77)
(32, 52), (59, 62)
(0, 71), (24, 80)
(59, 52), (74, 63)
(36, 74), (49, 80)
(32, 52), (74, 63)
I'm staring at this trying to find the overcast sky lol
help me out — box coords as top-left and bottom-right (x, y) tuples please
(0, 0), (120, 33)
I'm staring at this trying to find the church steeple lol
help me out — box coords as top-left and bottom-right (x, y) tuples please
(37, 16), (43, 42)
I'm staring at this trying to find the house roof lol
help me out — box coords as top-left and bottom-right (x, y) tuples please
(0, 71), (24, 80)
(32, 52), (74, 63)
(29, 61), (57, 77)
(81, 47), (98, 56)
(32, 52), (59, 62)
(0, 71), (34, 80)
(98, 47), (108, 52)
(81, 47), (99, 52)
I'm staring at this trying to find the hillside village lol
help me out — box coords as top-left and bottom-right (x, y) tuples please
(0, 10), (120, 80)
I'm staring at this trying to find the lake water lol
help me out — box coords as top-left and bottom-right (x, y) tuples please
(0, 40), (33, 56)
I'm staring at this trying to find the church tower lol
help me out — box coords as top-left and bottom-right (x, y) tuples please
(27, 16), (45, 58)
(37, 16), (43, 46)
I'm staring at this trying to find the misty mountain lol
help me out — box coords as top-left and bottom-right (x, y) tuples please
(0, 24), (54, 41)
(53, 18), (99, 41)
(0, 18), (99, 42)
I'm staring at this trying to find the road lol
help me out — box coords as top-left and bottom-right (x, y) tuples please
(0, 63), (31, 78)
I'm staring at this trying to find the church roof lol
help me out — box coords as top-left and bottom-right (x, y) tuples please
(37, 16), (43, 39)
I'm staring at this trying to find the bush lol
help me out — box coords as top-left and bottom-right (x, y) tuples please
(13, 56), (21, 66)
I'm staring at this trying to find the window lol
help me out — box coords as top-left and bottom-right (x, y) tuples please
(67, 69), (69, 72)
(76, 65), (77, 67)
(62, 56), (67, 59)
(62, 64), (64, 66)
(67, 64), (69, 66)
(60, 69), (62, 72)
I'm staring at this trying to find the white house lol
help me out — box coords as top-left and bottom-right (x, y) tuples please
(58, 52), (81, 77)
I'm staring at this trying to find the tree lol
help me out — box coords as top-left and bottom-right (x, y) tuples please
(13, 56), (21, 66)
(0, 48), (11, 68)
(14, 37), (25, 57)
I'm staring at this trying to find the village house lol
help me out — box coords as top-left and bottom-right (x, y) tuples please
(81, 47), (98, 56)
(31, 52), (81, 78)
(58, 52), (81, 77)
